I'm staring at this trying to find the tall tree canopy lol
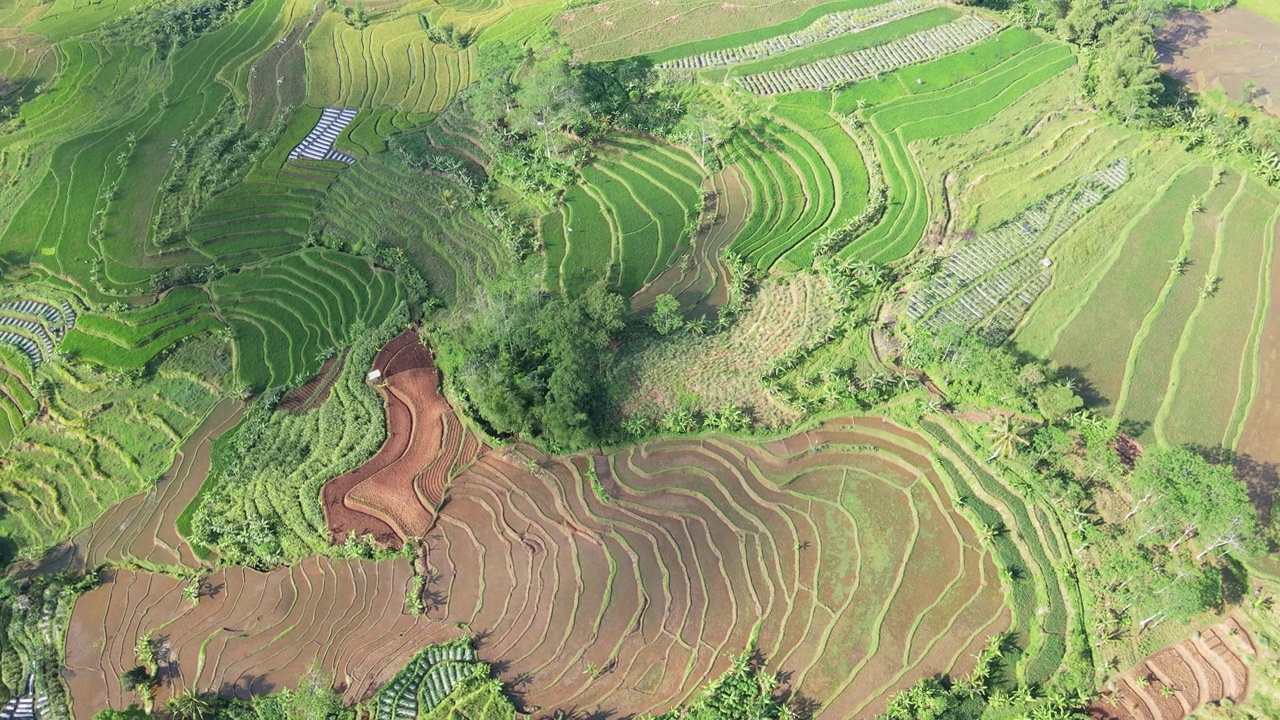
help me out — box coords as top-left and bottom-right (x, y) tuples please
(1129, 447), (1261, 559)
(435, 271), (626, 452)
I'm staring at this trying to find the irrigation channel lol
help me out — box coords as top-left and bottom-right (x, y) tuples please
(60, 341), (1005, 719)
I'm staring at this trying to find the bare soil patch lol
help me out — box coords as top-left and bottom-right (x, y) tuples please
(321, 329), (481, 546)
(62, 558), (454, 719)
(1157, 8), (1280, 116)
(1088, 617), (1256, 720)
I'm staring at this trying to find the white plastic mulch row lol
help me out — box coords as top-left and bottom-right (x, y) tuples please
(288, 108), (359, 165)
(736, 14), (1001, 94)
(658, 0), (936, 71)
(0, 299), (75, 367)
(907, 158), (1130, 336)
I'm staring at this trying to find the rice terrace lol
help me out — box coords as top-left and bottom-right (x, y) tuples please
(4, 0), (1280, 718)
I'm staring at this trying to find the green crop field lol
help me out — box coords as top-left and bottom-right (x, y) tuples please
(544, 136), (704, 296)
(304, 13), (474, 115)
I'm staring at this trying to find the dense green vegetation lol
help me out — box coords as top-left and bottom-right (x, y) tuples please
(188, 306), (406, 566)
(432, 270), (625, 451)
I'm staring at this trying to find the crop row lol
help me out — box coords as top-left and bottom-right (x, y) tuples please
(840, 40), (1078, 262)
(658, 0), (935, 70)
(0, 298), (76, 367)
(909, 158), (1129, 339)
(213, 248), (405, 391)
(727, 104), (869, 270)
(737, 14), (1000, 94)
(374, 641), (479, 720)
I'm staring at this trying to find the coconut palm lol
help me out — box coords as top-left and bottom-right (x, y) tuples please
(168, 692), (219, 720)
(986, 414), (1028, 460)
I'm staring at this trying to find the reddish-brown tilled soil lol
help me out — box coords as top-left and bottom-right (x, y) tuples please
(61, 558), (455, 719)
(1157, 8), (1280, 116)
(321, 329), (481, 545)
(417, 416), (1006, 718)
(67, 415), (1005, 720)
(1088, 617), (1256, 720)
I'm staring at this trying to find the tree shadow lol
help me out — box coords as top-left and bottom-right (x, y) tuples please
(1055, 365), (1107, 409)
(201, 580), (224, 600)
(1155, 10), (1212, 66)
(1234, 452), (1279, 527)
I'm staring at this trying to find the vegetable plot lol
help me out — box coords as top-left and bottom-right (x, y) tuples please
(737, 14), (1001, 94)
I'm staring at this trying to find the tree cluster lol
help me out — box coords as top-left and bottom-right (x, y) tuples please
(418, 16), (471, 49)
(462, 40), (694, 198)
(107, 0), (255, 57)
(1058, 0), (1166, 123)
(904, 324), (1083, 422)
(433, 270), (625, 452)
(151, 100), (289, 248)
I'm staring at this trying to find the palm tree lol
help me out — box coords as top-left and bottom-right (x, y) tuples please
(168, 692), (219, 720)
(986, 414), (1028, 460)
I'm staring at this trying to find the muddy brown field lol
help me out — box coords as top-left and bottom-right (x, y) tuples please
(321, 329), (481, 545)
(1158, 8), (1280, 116)
(1087, 617), (1255, 720)
(66, 413), (1007, 719)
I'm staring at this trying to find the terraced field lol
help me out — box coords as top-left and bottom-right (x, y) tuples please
(1019, 168), (1279, 447)
(0, 345), (38, 451)
(304, 13), (473, 115)
(411, 416), (1008, 718)
(919, 419), (1084, 688)
(615, 272), (843, 427)
(42, 399), (245, 572)
(543, 136), (704, 296)
(1088, 617), (1255, 720)
(315, 153), (507, 304)
(630, 163), (750, 317)
(62, 412), (1012, 719)
(907, 158), (1130, 341)
(0, 338), (228, 559)
(62, 557), (454, 718)
(322, 330), (482, 546)
(212, 248), (406, 391)
(736, 13), (1001, 94)
(6, 0), (297, 299)
(556, 0), (890, 61)
(60, 287), (220, 369)
(726, 103), (869, 270)
(843, 36), (1077, 263)
(182, 106), (345, 264)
